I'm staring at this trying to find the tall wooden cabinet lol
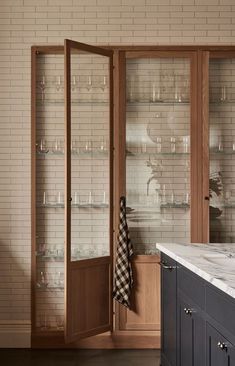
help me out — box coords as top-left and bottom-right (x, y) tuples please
(31, 43), (235, 349)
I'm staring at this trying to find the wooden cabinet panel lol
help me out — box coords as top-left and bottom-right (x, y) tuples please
(118, 255), (160, 332)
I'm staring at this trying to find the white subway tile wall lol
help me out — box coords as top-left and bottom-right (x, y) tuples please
(1, 0), (235, 324)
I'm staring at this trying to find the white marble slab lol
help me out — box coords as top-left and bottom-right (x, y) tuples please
(156, 242), (235, 300)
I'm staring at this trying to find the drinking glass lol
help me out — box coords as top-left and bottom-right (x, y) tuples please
(56, 315), (64, 330)
(156, 137), (162, 153)
(55, 75), (62, 92)
(218, 137), (223, 152)
(220, 85), (227, 102)
(86, 75), (92, 91)
(99, 75), (107, 91)
(39, 313), (48, 331)
(38, 75), (46, 102)
(170, 137), (176, 153)
(53, 138), (63, 153)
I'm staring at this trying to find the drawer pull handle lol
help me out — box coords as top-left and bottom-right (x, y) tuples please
(217, 342), (228, 351)
(159, 261), (176, 271)
(184, 307), (192, 315)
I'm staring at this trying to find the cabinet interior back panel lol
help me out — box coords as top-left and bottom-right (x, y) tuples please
(126, 58), (191, 254)
(209, 58), (235, 243)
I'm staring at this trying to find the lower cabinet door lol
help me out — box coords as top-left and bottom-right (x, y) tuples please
(178, 297), (205, 366)
(206, 323), (235, 366)
(161, 254), (177, 366)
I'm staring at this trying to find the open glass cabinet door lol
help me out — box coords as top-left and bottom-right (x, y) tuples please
(64, 39), (113, 343)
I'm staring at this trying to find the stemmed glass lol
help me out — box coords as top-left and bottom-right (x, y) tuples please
(55, 75), (62, 92)
(99, 76), (107, 91)
(38, 75), (46, 102)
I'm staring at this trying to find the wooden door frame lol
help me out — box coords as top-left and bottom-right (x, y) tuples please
(201, 50), (235, 243)
(64, 39), (114, 343)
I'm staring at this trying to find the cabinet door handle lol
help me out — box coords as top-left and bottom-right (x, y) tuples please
(184, 307), (193, 315)
(217, 342), (228, 351)
(159, 261), (176, 271)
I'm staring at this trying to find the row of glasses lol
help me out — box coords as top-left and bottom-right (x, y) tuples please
(37, 75), (108, 102)
(210, 85), (235, 103)
(39, 313), (64, 331)
(127, 71), (189, 103)
(36, 270), (64, 289)
(211, 137), (235, 153)
(128, 189), (190, 207)
(37, 138), (109, 154)
(71, 247), (109, 260)
(127, 135), (190, 154)
(37, 244), (64, 258)
(41, 191), (108, 206)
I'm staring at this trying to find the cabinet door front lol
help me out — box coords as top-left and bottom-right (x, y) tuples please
(161, 255), (177, 366)
(64, 39), (113, 343)
(206, 323), (234, 366)
(124, 51), (198, 254)
(205, 52), (235, 243)
(178, 296), (205, 366)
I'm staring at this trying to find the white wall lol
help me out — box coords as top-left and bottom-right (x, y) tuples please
(0, 0), (235, 347)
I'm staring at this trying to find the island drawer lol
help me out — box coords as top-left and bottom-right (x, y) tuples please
(178, 265), (205, 310)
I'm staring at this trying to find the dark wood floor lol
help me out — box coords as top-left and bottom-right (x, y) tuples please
(0, 349), (161, 366)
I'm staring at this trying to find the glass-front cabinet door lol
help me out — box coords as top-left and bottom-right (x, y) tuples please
(64, 40), (113, 342)
(124, 52), (198, 253)
(31, 40), (113, 344)
(207, 52), (235, 243)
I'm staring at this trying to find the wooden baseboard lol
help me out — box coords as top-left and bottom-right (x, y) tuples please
(32, 331), (161, 349)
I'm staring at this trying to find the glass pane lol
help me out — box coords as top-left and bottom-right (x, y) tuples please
(209, 58), (235, 243)
(35, 53), (65, 331)
(126, 58), (191, 254)
(70, 48), (110, 261)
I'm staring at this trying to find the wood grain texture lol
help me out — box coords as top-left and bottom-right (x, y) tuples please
(119, 255), (161, 332)
(31, 46), (37, 334)
(64, 40), (113, 343)
(201, 51), (210, 243)
(190, 51), (200, 242)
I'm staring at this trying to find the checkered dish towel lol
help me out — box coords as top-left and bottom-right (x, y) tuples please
(113, 196), (134, 309)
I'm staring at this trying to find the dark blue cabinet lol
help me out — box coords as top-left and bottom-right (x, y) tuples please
(206, 323), (235, 366)
(161, 254), (177, 366)
(178, 295), (205, 366)
(160, 253), (235, 366)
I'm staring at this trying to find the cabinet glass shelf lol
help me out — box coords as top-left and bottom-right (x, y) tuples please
(36, 286), (64, 291)
(126, 151), (190, 158)
(37, 203), (109, 209)
(36, 150), (108, 158)
(127, 203), (190, 211)
(36, 100), (109, 106)
(210, 150), (235, 156)
(127, 100), (190, 106)
(36, 254), (64, 261)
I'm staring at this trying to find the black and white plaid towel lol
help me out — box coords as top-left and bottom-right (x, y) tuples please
(113, 196), (134, 309)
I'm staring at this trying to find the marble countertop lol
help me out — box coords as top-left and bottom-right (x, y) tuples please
(156, 242), (235, 299)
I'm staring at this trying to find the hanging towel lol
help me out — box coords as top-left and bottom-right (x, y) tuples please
(113, 196), (134, 309)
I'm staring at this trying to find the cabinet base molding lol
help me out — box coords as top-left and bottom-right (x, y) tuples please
(0, 321), (31, 348)
(32, 331), (160, 349)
